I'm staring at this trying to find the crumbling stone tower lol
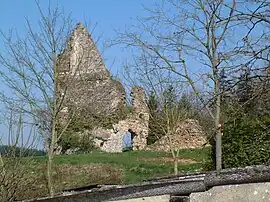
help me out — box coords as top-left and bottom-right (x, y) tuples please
(56, 23), (150, 153)
(56, 23), (126, 118)
(92, 86), (150, 152)
(130, 86), (150, 150)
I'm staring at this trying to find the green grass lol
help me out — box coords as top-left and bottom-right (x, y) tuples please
(5, 147), (210, 200)
(32, 147), (211, 183)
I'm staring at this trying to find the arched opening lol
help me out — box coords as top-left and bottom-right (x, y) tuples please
(122, 129), (137, 152)
(100, 141), (104, 147)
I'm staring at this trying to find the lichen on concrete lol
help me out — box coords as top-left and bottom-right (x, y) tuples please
(190, 182), (270, 202)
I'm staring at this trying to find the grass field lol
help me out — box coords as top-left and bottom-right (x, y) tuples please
(5, 147), (211, 200)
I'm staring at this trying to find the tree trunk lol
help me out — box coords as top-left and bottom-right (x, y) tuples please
(211, 16), (222, 173)
(47, 127), (56, 197)
(174, 158), (178, 175)
(47, 54), (58, 197)
(215, 93), (222, 173)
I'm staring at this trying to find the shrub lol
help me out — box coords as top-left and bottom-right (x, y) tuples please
(123, 146), (133, 152)
(58, 132), (95, 154)
(204, 102), (270, 170)
(57, 105), (132, 153)
(222, 116), (270, 168)
(0, 145), (45, 157)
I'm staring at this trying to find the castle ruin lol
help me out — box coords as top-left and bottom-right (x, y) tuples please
(56, 23), (126, 117)
(91, 86), (149, 152)
(56, 23), (150, 152)
(56, 23), (207, 153)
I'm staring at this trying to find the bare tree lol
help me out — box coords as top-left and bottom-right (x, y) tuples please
(0, 110), (39, 201)
(161, 99), (190, 175)
(115, 0), (269, 172)
(228, 0), (270, 70)
(146, 84), (197, 175)
(0, 1), (98, 196)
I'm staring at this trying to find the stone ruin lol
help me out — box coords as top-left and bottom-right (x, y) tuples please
(146, 119), (208, 152)
(56, 23), (149, 152)
(56, 23), (126, 118)
(91, 86), (150, 152)
(56, 23), (207, 153)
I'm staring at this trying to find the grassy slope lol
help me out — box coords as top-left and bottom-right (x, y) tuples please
(8, 147), (210, 200)
(33, 147), (211, 184)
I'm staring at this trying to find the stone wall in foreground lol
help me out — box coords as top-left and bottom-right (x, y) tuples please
(111, 183), (270, 202)
(189, 182), (270, 202)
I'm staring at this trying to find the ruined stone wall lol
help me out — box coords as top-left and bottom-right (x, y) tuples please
(146, 119), (207, 151)
(91, 86), (150, 152)
(56, 23), (151, 153)
(56, 23), (126, 117)
(57, 23), (109, 76)
(56, 24), (207, 153)
(129, 86), (149, 150)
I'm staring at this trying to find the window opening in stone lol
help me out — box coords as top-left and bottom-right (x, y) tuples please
(100, 142), (104, 147)
(122, 130), (132, 152)
(122, 129), (137, 152)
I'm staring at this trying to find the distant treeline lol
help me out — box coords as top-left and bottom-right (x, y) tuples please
(0, 145), (46, 157)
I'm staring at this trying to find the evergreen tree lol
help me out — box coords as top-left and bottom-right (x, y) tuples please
(218, 66), (270, 169)
(163, 85), (177, 110)
(147, 91), (165, 144)
(236, 68), (253, 113)
(148, 91), (158, 113)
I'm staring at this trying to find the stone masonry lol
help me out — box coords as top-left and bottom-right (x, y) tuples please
(92, 86), (150, 152)
(56, 23), (206, 153)
(146, 119), (207, 151)
(112, 86), (149, 151)
(56, 23), (150, 152)
(56, 23), (126, 117)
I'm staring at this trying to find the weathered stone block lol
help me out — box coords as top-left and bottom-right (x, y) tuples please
(147, 119), (207, 151)
(110, 195), (170, 202)
(190, 182), (270, 202)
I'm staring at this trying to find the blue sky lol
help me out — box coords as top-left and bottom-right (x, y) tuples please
(0, 0), (157, 147)
(0, 0), (157, 75)
(0, 1), (265, 148)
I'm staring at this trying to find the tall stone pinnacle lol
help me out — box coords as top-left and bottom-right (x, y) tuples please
(57, 23), (126, 117)
(58, 22), (109, 77)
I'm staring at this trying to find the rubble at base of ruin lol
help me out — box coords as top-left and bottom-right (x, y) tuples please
(57, 23), (207, 153)
(145, 119), (208, 152)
